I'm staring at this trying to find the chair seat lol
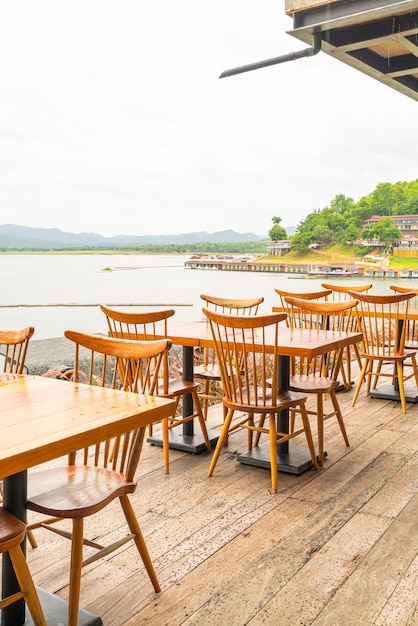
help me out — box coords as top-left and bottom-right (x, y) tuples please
(405, 342), (418, 350)
(0, 507), (26, 550)
(289, 374), (337, 394)
(158, 377), (200, 397)
(193, 364), (221, 380)
(28, 466), (137, 518)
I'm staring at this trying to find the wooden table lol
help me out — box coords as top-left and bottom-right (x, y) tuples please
(149, 321), (363, 472)
(0, 373), (175, 626)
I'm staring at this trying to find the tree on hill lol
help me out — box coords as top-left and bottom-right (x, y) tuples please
(289, 179), (418, 252)
(269, 216), (287, 241)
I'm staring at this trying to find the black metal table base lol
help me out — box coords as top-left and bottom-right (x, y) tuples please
(369, 384), (418, 403)
(147, 424), (219, 454)
(238, 442), (316, 475)
(23, 587), (102, 626)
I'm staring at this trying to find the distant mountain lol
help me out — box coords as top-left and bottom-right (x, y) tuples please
(0, 224), (266, 248)
(285, 226), (297, 236)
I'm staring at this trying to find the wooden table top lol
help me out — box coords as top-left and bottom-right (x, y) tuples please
(0, 374), (175, 479)
(162, 321), (363, 358)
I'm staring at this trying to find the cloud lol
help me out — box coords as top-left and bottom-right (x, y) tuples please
(0, 0), (416, 237)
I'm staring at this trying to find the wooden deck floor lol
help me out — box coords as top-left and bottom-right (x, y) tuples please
(24, 379), (418, 625)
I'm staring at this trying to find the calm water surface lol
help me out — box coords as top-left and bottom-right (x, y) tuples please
(0, 254), (401, 340)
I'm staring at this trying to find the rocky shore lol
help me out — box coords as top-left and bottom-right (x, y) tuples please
(25, 337), (81, 376)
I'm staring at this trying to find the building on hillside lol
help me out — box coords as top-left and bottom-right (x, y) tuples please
(267, 240), (292, 256)
(362, 215), (418, 246)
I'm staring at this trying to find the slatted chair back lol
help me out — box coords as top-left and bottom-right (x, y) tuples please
(274, 288), (332, 326)
(100, 305), (175, 395)
(196, 295), (264, 417)
(0, 326), (34, 374)
(100, 305), (212, 468)
(64, 330), (171, 480)
(203, 309), (285, 410)
(283, 297), (358, 382)
(348, 292), (413, 358)
(390, 285), (418, 348)
(320, 284), (372, 387)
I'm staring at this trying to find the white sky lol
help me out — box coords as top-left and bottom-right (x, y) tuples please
(1, 0), (417, 238)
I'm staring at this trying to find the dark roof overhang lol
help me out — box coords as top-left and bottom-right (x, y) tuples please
(286, 0), (418, 101)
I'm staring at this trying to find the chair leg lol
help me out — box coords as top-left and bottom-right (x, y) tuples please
(254, 414), (266, 447)
(208, 408), (234, 477)
(316, 394), (325, 466)
(330, 389), (349, 448)
(299, 403), (318, 471)
(192, 390), (211, 452)
(162, 418), (169, 474)
(119, 495), (161, 592)
(68, 518), (84, 626)
(202, 379), (210, 420)
(396, 361), (407, 414)
(352, 358), (369, 407)
(27, 527), (38, 549)
(8, 544), (46, 626)
(372, 361), (383, 389)
(268, 414), (278, 494)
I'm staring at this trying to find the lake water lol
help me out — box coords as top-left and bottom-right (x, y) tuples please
(0, 254), (401, 340)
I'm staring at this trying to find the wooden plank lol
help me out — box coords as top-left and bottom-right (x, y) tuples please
(312, 492), (418, 625)
(17, 384), (418, 626)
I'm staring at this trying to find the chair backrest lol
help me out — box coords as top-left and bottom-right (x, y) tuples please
(321, 283), (372, 300)
(283, 297), (358, 380)
(274, 288), (332, 326)
(100, 305), (175, 340)
(389, 284), (418, 303)
(0, 326), (35, 374)
(200, 294), (264, 315)
(202, 308), (287, 410)
(348, 291), (414, 357)
(390, 285), (418, 344)
(283, 297), (358, 331)
(64, 330), (171, 480)
(100, 305), (176, 394)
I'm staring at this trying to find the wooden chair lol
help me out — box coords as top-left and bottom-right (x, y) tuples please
(0, 507), (46, 625)
(196, 295), (264, 419)
(0, 327), (35, 374)
(27, 331), (171, 626)
(281, 297), (358, 465)
(349, 291), (418, 413)
(390, 285), (418, 349)
(274, 289), (332, 326)
(100, 305), (211, 470)
(203, 308), (318, 493)
(321, 283), (372, 389)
